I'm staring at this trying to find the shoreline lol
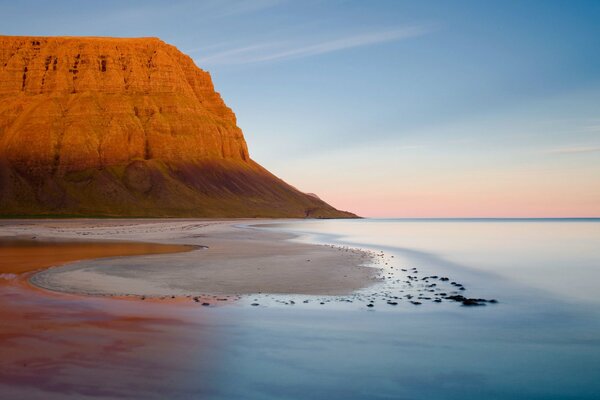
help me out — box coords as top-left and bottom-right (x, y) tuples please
(0, 219), (379, 298)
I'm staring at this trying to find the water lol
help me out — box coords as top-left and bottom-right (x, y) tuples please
(260, 218), (600, 305)
(237, 218), (600, 399)
(1, 219), (599, 399)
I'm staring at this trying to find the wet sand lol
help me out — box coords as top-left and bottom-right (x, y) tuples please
(0, 277), (214, 400)
(0, 219), (377, 297)
(0, 219), (376, 398)
(0, 239), (194, 275)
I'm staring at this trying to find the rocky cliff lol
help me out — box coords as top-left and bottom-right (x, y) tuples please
(0, 36), (355, 218)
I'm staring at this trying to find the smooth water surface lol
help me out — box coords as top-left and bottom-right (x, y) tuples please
(1, 219), (599, 399)
(266, 218), (600, 304)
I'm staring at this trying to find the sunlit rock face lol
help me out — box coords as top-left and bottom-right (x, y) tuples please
(0, 36), (355, 218)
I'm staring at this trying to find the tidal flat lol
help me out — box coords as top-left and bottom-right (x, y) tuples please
(0, 218), (599, 399)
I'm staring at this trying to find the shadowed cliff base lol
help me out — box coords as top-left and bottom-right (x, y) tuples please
(0, 36), (354, 218)
(0, 158), (355, 218)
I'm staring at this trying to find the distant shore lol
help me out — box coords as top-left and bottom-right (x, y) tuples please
(0, 219), (377, 297)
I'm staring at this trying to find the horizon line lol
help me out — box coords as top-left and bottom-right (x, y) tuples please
(362, 217), (600, 220)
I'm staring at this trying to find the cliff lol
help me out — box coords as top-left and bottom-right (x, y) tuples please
(0, 36), (355, 218)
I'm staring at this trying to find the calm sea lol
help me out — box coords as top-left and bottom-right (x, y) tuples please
(226, 218), (600, 399)
(1, 218), (598, 399)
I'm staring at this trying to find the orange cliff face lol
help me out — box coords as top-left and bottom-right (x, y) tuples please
(0, 36), (355, 218)
(0, 36), (248, 173)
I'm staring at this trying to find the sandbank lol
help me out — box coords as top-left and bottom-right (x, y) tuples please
(0, 219), (377, 297)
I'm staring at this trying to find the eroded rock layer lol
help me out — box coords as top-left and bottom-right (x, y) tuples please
(0, 36), (354, 218)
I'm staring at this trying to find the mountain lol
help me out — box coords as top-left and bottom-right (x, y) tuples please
(0, 36), (356, 218)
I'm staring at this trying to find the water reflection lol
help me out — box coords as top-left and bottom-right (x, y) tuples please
(0, 281), (223, 399)
(1, 221), (599, 399)
(0, 239), (217, 399)
(0, 239), (193, 274)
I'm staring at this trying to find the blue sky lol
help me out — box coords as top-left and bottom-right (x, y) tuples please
(1, 0), (599, 216)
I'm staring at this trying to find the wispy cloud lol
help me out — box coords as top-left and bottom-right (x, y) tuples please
(197, 25), (433, 65)
(546, 146), (600, 155)
(188, 42), (282, 57)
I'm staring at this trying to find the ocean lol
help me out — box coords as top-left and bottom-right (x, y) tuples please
(217, 218), (600, 399)
(1, 218), (599, 399)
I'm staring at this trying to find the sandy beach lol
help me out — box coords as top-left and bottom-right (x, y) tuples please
(0, 219), (377, 297)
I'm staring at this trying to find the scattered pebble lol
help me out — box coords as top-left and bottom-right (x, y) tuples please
(191, 245), (499, 311)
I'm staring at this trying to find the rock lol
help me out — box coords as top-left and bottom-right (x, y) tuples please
(367, 303), (374, 308)
(386, 301), (398, 306)
(251, 303), (259, 306)
(445, 295), (467, 302)
(201, 302), (210, 306)
(461, 299), (485, 306)
(0, 36), (356, 219)
(445, 295), (490, 306)
(410, 301), (422, 305)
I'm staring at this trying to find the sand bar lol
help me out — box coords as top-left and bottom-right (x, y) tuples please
(0, 219), (377, 296)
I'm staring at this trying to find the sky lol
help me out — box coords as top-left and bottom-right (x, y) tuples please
(1, 0), (599, 217)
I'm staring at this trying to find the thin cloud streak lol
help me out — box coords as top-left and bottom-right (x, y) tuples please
(546, 146), (600, 155)
(190, 42), (282, 58)
(198, 25), (433, 65)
